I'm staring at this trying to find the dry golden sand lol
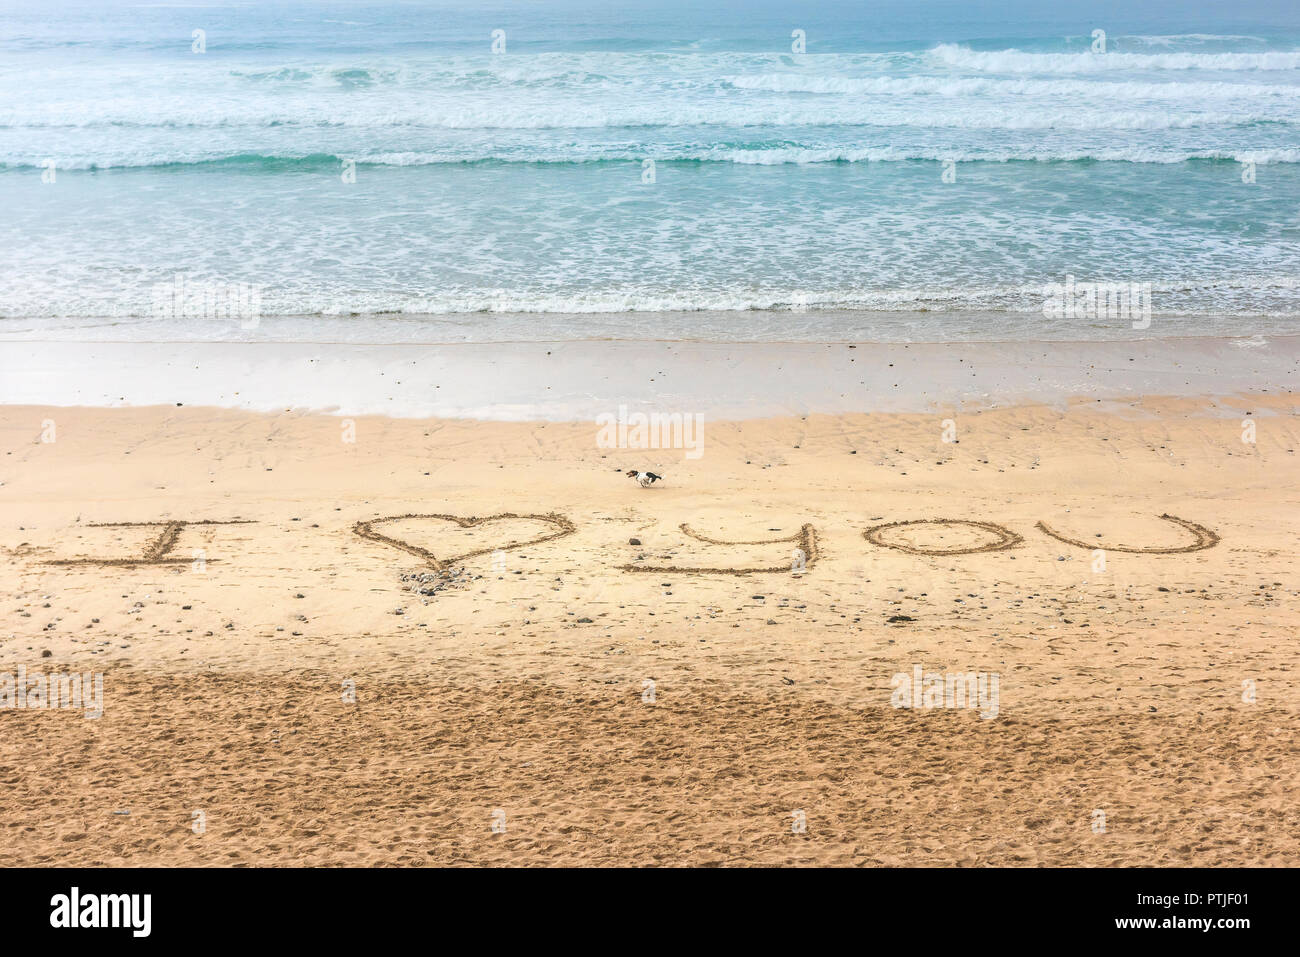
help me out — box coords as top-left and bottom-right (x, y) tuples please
(1, 395), (1297, 866)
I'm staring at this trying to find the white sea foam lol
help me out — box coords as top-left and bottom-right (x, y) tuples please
(721, 73), (1300, 99)
(9, 145), (1300, 170)
(929, 43), (1300, 73)
(4, 277), (1296, 326)
(1124, 34), (1269, 46)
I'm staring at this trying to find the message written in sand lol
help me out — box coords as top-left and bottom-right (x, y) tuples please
(37, 512), (1221, 572)
(864, 514), (1219, 557)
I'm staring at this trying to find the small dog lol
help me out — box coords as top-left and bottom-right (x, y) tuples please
(626, 470), (662, 488)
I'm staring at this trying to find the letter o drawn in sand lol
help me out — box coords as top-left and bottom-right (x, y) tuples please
(352, 512), (576, 570)
(1035, 513), (1219, 554)
(862, 519), (1023, 556)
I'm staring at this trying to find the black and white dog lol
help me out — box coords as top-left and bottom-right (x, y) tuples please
(626, 470), (663, 488)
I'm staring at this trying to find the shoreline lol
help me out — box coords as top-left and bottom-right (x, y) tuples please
(5, 307), (1299, 347)
(2, 334), (1295, 420)
(3, 327), (1296, 347)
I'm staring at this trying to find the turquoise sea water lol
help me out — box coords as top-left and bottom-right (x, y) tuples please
(1, 0), (1298, 341)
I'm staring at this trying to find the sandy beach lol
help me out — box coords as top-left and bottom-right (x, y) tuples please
(2, 342), (1297, 866)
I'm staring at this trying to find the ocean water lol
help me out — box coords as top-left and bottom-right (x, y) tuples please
(1, 0), (1299, 342)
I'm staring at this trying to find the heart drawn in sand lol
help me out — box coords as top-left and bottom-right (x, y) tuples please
(352, 512), (576, 570)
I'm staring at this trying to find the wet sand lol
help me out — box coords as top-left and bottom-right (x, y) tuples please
(2, 334), (1296, 418)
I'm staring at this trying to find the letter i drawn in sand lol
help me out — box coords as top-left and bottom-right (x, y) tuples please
(44, 519), (254, 566)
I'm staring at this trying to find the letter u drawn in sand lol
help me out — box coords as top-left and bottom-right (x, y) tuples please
(1035, 513), (1219, 554)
